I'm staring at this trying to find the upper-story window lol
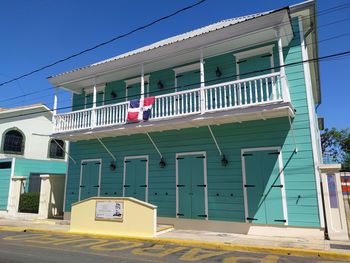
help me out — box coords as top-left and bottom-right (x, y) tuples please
(124, 75), (150, 101)
(48, 139), (65, 159)
(2, 129), (25, 155)
(234, 45), (275, 79)
(173, 63), (200, 92)
(84, 84), (106, 109)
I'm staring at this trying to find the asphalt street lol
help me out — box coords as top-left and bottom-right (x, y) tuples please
(0, 230), (347, 263)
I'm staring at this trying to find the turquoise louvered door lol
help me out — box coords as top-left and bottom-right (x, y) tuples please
(176, 70), (200, 114)
(244, 150), (284, 225)
(124, 158), (147, 202)
(177, 154), (206, 219)
(127, 83), (141, 101)
(177, 70), (200, 91)
(96, 91), (104, 106)
(80, 161), (100, 201)
(85, 93), (93, 109)
(191, 155), (206, 219)
(84, 91), (104, 108)
(177, 156), (191, 218)
(263, 151), (285, 225)
(244, 152), (266, 224)
(238, 53), (272, 104)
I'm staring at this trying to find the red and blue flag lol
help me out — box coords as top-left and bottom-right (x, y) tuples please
(127, 97), (155, 122)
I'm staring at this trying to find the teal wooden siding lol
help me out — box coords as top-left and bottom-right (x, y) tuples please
(65, 19), (320, 228)
(65, 115), (319, 227)
(14, 158), (66, 192)
(0, 160), (12, 210)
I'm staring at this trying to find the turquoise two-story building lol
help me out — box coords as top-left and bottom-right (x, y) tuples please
(48, 1), (324, 237)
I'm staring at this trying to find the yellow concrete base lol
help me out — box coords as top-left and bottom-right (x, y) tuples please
(70, 197), (157, 237)
(158, 217), (324, 239)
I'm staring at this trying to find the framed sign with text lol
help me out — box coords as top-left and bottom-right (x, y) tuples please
(95, 201), (124, 221)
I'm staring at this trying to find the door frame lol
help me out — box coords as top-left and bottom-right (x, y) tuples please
(175, 151), (208, 220)
(123, 155), (149, 202)
(241, 146), (288, 225)
(78, 159), (102, 201)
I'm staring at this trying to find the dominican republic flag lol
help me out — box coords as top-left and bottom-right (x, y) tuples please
(127, 97), (155, 122)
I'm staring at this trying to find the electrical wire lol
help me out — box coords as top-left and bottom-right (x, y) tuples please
(0, 0), (207, 88)
(0, 49), (349, 121)
(2, 28), (350, 108)
(0, 2), (348, 104)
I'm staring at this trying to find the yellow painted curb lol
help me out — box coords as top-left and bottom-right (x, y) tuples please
(0, 226), (27, 232)
(1, 225), (350, 260)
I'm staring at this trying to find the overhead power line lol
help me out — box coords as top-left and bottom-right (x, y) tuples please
(2, 24), (350, 107)
(0, 0), (207, 88)
(0, 2), (349, 104)
(0, 49), (350, 122)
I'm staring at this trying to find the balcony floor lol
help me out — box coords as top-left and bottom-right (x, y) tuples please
(53, 101), (294, 141)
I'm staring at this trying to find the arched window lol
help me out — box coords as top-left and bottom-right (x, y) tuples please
(3, 129), (25, 155)
(49, 139), (65, 159)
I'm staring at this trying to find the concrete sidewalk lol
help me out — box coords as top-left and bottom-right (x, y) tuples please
(0, 217), (350, 256)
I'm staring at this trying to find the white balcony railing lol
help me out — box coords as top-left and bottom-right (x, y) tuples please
(53, 72), (287, 134)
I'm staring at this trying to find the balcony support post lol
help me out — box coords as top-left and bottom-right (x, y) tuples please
(141, 64), (145, 100)
(52, 87), (58, 133)
(53, 87), (58, 116)
(200, 49), (205, 114)
(276, 30), (291, 103)
(91, 79), (97, 128)
(138, 64), (145, 121)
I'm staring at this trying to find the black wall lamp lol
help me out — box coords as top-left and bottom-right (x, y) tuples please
(221, 154), (228, 167)
(215, 67), (222, 77)
(157, 80), (164, 89)
(109, 160), (116, 171)
(159, 157), (166, 168)
(110, 91), (117, 99)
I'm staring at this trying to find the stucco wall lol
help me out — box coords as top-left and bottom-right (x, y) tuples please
(0, 111), (67, 161)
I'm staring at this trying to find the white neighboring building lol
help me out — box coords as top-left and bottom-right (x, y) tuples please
(0, 104), (67, 219)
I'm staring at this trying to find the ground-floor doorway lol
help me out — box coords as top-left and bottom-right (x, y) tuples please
(242, 147), (287, 225)
(176, 152), (208, 220)
(79, 159), (101, 201)
(123, 156), (149, 202)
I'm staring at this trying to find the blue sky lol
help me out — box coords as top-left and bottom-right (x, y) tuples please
(0, 0), (349, 129)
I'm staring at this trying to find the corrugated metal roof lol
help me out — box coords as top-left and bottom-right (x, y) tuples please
(51, 11), (271, 78)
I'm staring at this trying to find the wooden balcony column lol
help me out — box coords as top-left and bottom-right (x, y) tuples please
(200, 49), (205, 114)
(276, 29), (291, 103)
(140, 64), (145, 100)
(52, 87), (58, 133)
(91, 79), (97, 128)
(53, 87), (58, 115)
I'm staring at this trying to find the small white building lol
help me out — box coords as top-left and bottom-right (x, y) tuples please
(0, 104), (67, 219)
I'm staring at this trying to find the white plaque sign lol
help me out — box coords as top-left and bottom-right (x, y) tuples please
(95, 201), (123, 221)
